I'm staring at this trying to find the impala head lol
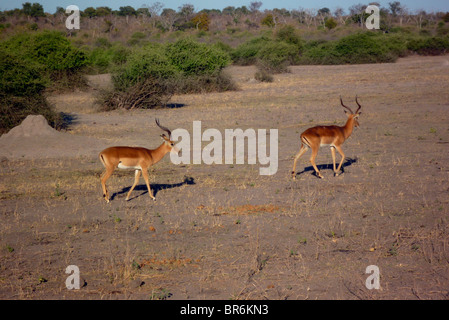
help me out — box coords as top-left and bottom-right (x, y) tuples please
(155, 118), (179, 154)
(340, 96), (362, 128)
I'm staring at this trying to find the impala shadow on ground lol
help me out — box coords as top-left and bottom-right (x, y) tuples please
(164, 103), (186, 109)
(294, 157), (357, 178)
(111, 176), (195, 201)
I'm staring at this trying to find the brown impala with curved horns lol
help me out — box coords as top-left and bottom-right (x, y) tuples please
(291, 96), (362, 179)
(99, 119), (179, 203)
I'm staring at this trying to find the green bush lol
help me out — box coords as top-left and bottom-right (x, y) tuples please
(0, 49), (46, 97)
(254, 68), (274, 82)
(165, 38), (230, 76)
(406, 36), (449, 55)
(231, 36), (271, 65)
(103, 39), (235, 110)
(301, 32), (399, 64)
(275, 25), (303, 48)
(0, 49), (60, 134)
(112, 44), (178, 91)
(0, 31), (88, 90)
(232, 29), (302, 71)
(88, 43), (130, 73)
(1, 31), (87, 71)
(256, 41), (299, 73)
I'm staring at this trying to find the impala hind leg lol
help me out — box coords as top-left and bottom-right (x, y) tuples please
(126, 170), (141, 201)
(310, 146), (323, 179)
(292, 144), (308, 179)
(142, 169), (156, 201)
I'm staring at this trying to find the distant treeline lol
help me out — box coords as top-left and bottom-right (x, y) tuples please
(1, 1), (449, 34)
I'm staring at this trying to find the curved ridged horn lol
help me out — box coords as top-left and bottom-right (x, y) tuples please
(155, 118), (171, 138)
(340, 96), (354, 114)
(355, 95), (362, 114)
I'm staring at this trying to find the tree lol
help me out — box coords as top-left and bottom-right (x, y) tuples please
(178, 3), (195, 18)
(118, 6), (137, 17)
(388, 1), (402, 17)
(141, 2), (164, 28)
(118, 6), (137, 24)
(334, 7), (348, 25)
(191, 12), (210, 31)
(96, 7), (112, 17)
(317, 7), (331, 26)
(261, 13), (275, 28)
(160, 8), (177, 31)
(83, 7), (97, 18)
(22, 2), (45, 18)
(349, 4), (367, 27)
(249, 1), (262, 13)
(325, 17), (338, 29)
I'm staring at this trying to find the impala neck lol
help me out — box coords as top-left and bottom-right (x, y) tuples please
(342, 116), (355, 140)
(149, 142), (171, 164)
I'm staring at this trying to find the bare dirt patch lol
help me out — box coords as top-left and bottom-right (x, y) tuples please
(1, 56), (449, 300)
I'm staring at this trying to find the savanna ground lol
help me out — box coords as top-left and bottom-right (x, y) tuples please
(1, 55), (449, 300)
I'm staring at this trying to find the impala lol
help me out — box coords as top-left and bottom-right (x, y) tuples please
(99, 119), (178, 203)
(291, 96), (362, 179)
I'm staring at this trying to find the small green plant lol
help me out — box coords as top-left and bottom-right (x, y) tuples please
(112, 214), (122, 223)
(150, 288), (172, 300)
(254, 68), (274, 82)
(131, 260), (141, 270)
(54, 183), (62, 197)
(387, 243), (398, 256)
(38, 276), (48, 283)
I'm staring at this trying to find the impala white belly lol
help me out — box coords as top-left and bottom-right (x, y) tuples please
(117, 163), (142, 170)
(320, 143), (336, 148)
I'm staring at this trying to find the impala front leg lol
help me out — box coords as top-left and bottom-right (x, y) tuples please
(142, 169), (156, 201)
(101, 168), (114, 203)
(334, 145), (345, 176)
(126, 170), (141, 201)
(331, 147), (337, 176)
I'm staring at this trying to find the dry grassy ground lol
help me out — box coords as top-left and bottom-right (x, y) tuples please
(1, 55), (449, 300)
